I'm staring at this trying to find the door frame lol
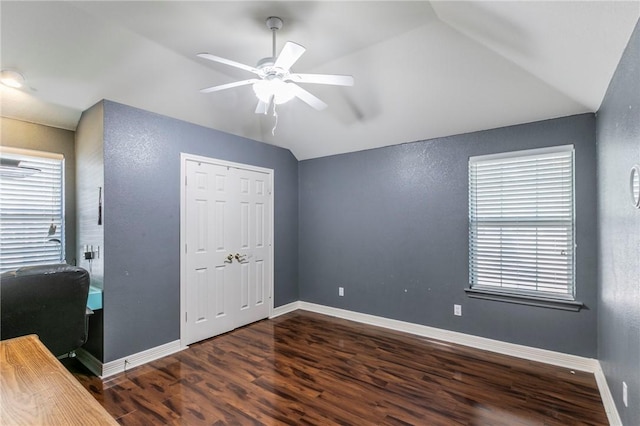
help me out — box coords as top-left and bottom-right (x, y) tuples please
(179, 153), (275, 349)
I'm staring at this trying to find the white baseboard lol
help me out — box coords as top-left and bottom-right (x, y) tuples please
(102, 340), (184, 378)
(270, 301), (300, 318)
(77, 340), (184, 379)
(75, 348), (102, 377)
(594, 362), (623, 426)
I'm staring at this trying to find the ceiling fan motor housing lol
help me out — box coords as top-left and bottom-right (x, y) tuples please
(257, 57), (276, 70)
(256, 57), (289, 81)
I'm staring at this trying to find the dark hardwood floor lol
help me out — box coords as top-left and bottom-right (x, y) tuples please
(67, 310), (608, 425)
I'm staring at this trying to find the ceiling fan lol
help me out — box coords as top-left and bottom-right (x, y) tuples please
(197, 16), (354, 114)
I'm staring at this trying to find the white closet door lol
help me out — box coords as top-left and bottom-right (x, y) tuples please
(183, 159), (272, 346)
(184, 161), (235, 344)
(234, 167), (271, 327)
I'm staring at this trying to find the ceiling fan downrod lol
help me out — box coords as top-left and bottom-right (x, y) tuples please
(266, 17), (283, 59)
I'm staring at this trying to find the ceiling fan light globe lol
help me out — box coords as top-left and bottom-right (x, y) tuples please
(252, 80), (273, 103)
(253, 80), (295, 105)
(273, 81), (296, 104)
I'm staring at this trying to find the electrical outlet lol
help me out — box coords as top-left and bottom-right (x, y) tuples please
(623, 381), (628, 407)
(454, 304), (462, 316)
(338, 287), (344, 297)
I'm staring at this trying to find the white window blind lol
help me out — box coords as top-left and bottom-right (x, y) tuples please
(469, 145), (575, 300)
(0, 150), (64, 272)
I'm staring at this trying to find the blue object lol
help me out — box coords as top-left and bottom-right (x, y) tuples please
(87, 286), (103, 310)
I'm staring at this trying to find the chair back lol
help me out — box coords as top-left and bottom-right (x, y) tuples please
(1, 264), (90, 356)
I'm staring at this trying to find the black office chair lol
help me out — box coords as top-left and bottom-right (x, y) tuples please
(0, 264), (91, 357)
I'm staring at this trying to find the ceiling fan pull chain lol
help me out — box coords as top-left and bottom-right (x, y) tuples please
(272, 101), (279, 136)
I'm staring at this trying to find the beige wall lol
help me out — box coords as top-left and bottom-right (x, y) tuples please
(1, 117), (77, 264)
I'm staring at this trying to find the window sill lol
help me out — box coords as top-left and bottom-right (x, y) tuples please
(464, 288), (585, 312)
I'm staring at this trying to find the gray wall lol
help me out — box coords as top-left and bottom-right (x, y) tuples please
(596, 19), (640, 426)
(101, 100), (298, 362)
(1, 117), (77, 264)
(299, 113), (598, 357)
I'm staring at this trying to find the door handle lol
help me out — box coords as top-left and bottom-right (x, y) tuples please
(225, 253), (234, 263)
(234, 253), (248, 263)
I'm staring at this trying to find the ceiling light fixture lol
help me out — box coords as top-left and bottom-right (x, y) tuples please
(252, 79), (296, 105)
(198, 16), (353, 114)
(0, 70), (25, 89)
(198, 16), (354, 135)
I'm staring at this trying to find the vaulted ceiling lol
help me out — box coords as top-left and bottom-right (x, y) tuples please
(1, 1), (638, 160)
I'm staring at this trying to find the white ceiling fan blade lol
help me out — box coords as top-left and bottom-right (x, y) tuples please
(255, 99), (270, 114)
(197, 53), (260, 75)
(288, 73), (354, 87)
(200, 79), (259, 94)
(274, 41), (306, 71)
(289, 84), (328, 111)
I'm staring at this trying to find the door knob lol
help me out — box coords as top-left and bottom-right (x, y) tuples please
(225, 253), (234, 263)
(234, 253), (247, 262)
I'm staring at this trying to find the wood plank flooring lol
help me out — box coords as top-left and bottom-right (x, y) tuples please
(67, 310), (608, 425)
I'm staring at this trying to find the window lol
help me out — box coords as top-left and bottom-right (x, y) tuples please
(0, 148), (64, 272)
(468, 145), (577, 306)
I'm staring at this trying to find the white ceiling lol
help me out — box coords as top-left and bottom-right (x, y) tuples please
(1, 1), (638, 160)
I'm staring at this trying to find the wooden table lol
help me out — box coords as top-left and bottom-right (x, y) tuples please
(0, 334), (118, 425)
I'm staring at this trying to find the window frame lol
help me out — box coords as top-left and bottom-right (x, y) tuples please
(466, 145), (583, 311)
(0, 147), (65, 272)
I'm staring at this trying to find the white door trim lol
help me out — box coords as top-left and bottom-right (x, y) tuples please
(179, 153), (274, 349)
